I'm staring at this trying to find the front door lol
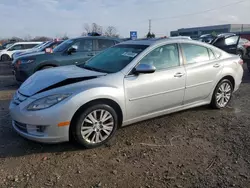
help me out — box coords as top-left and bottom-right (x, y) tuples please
(124, 43), (186, 121)
(59, 39), (94, 66)
(180, 43), (224, 104)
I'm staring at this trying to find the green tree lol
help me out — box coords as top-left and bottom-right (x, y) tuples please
(146, 32), (155, 38)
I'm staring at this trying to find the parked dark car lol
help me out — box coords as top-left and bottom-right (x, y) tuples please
(12, 36), (121, 82)
(209, 33), (250, 72)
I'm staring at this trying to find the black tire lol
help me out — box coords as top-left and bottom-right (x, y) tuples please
(40, 66), (54, 70)
(1, 54), (11, 61)
(71, 103), (118, 148)
(236, 50), (243, 59)
(211, 79), (233, 109)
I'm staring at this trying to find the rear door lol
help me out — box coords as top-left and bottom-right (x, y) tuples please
(213, 35), (240, 54)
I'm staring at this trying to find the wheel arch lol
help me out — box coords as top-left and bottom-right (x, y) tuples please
(35, 62), (58, 72)
(1, 53), (11, 60)
(69, 98), (124, 140)
(218, 75), (235, 90)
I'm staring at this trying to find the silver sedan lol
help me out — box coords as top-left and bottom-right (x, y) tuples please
(9, 38), (243, 148)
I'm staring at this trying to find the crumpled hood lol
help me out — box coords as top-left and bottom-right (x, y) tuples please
(19, 65), (107, 96)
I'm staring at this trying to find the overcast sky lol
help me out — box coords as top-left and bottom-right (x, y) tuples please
(0, 0), (249, 38)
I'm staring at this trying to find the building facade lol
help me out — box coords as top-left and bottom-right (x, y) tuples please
(170, 24), (250, 39)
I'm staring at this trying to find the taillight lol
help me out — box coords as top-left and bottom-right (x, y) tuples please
(15, 60), (21, 68)
(238, 59), (244, 65)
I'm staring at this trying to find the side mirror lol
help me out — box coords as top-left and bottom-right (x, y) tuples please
(67, 47), (76, 55)
(134, 63), (156, 74)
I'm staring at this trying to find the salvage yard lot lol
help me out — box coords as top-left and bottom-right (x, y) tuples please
(0, 61), (250, 188)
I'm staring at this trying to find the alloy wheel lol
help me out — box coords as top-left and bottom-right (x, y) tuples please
(81, 109), (114, 144)
(216, 82), (232, 108)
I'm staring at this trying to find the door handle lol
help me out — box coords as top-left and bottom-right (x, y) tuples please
(213, 63), (221, 68)
(174, 72), (185, 78)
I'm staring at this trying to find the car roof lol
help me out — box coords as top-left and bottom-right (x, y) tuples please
(72, 36), (122, 42)
(120, 37), (192, 46)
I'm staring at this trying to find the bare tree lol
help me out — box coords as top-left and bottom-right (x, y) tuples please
(24, 34), (32, 41)
(82, 23), (103, 36)
(104, 26), (119, 37)
(84, 23), (91, 33)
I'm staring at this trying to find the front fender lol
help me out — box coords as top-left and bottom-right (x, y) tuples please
(35, 60), (59, 72)
(69, 86), (126, 121)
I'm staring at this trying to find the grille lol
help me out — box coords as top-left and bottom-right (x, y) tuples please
(13, 91), (28, 105)
(14, 121), (27, 133)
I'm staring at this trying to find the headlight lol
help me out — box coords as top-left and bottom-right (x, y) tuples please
(27, 94), (71, 111)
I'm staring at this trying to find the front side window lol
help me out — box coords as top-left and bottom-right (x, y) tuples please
(139, 44), (180, 70)
(78, 44), (148, 73)
(181, 43), (209, 64)
(97, 39), (115, 50)
(77, 39), (93, 52)
(9, 44), (23, 51)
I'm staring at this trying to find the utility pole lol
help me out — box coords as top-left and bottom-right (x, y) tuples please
(149, 19), (152, 33)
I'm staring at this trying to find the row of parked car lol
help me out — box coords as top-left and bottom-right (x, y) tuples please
(11, 37), (121, 82)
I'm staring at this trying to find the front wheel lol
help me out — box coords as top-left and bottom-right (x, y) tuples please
(211, 79), (233, 109)
(71, 103), (118, 148)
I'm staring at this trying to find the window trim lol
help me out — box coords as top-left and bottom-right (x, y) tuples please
(127, 42), (183, 76)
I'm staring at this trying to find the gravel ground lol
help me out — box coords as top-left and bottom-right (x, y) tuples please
(0, 61), (250, 188)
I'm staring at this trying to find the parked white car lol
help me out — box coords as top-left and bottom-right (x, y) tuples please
(0, 42), (42, 61)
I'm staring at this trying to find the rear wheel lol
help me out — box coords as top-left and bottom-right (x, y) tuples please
(211, 79), (233, 109)
(1, 54), (11, 61)
(71, 103), (118, 148)
(236, 50), (244, 59)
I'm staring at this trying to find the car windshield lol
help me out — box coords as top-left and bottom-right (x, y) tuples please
(53, 39), (74, 52)
(78, 44), (148, 73)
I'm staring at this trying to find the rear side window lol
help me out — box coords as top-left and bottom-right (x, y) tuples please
(97, 39), (115, 50)
(181, 43), (210, 64)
